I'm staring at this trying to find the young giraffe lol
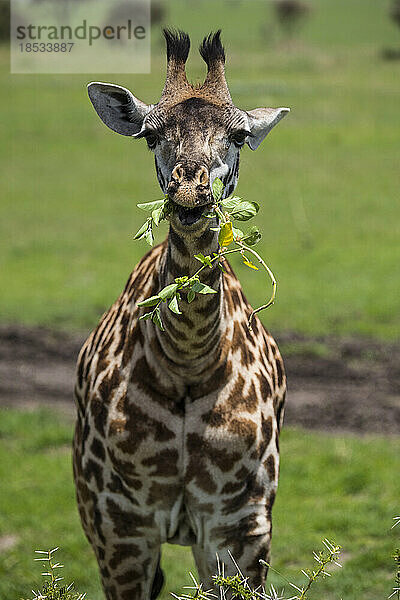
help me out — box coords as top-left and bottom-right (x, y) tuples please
(73, 30), (289, 600)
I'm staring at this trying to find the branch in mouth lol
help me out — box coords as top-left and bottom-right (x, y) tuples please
(176, 204), (208, 226)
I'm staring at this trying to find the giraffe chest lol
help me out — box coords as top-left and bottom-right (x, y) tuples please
(100, 370), (276, 507)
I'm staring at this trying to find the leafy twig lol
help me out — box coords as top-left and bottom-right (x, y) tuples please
(134, 178), (277, 332)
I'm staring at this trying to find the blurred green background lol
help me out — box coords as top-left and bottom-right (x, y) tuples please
(1, 0), (400, 338)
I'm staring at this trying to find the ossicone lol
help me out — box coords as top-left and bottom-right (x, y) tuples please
(163, 29), (190, 64)
(199, 30), (225, 67)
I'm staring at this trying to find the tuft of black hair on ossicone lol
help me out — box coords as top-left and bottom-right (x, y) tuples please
(199, 30), (225, 66)
(163, 29), (190, 63)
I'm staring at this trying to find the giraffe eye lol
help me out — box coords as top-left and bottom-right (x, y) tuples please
(230, 130), (250, 148)
(144, 131), (159, 149)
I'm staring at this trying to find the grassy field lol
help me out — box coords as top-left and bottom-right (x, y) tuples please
(0, 407), (399, 600)
(1, 0), (400, 339)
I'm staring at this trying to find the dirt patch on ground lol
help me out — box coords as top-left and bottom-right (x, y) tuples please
(0, 325), (399, 435)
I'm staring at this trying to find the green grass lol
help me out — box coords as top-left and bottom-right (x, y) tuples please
(1, 0), (400, 338)
(0, 407), (398, 599)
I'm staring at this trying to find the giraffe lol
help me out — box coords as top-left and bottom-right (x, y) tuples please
(73, 30), (289, 600)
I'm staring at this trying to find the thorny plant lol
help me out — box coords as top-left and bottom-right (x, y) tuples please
(133, 178), (276, 332)
(390, 516), (400, 600)
(22, 548), (86, 600)
(172, 538), (341, 600)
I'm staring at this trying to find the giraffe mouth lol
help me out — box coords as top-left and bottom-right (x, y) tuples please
(174, 203), (211, 226)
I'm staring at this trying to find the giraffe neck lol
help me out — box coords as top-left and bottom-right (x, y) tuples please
(155, 216), (225, 376)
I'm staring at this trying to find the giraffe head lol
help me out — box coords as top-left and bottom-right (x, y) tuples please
(88, 30), (289, 226)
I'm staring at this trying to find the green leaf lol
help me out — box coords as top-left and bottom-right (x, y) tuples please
(168, 295), (182, 314)
(194, 252), (206, 263)
(187, 289), (195, 303)
(137, 295), (161, 307)
(152, 307), (164, 331)
(232, 226), (244, 241)
(139, 312), (153, 321)
(231, 201), (260, 221)
(137, 199), (165, 212)
(152, 206), (164, 227)
(158, 283), (179, 300)
(191, 281), (217, 295)
(144, 227), (154, 246)
(218, 221), (234, 247)
(243, 226), (262, 246)
(243, 257), (259, 270)
(220, 196), (242, 211)
(133, 218), (151, 240)
(212, 177), (224, 201)
(194, 253), (213, 267)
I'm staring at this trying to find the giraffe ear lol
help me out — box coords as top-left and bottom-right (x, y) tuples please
(87, 82), (153, 136)
(246, 107), (290, 150)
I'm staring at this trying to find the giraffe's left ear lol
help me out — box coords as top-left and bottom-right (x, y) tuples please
(246, 107), (290, 150)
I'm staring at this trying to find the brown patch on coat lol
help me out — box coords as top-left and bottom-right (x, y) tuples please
(142, 448), (179, 477)
(162, 314), (188, 341)
(276, 357), (285, 387)
(185, 455), (218, 495)
(107, 449), (143, 491)
(147, 481), (182, 505)
(90, 437), (106, 461)
(221, 476), (264, 515)
(257, 415), (273, 458)
(227, 418), (257, 449)
(190, 358), (232, 399)
(264, 455), (276, 482)
(83, 458), (104, 491)
(76, 479), (91, 504)
(106, 498), (152, 537)
(110, 398), (175, 455)
(115, 569), (142, 586)
(121, 322), (142, 369)
(187, 432), (241, 472)
(109, 542), (141, 570)
(220, 480), (244, 494)
(194, 293), (221, 317)
(212, 513), (260, 559)
(121, 585), (142, 600)
(130, 356), (176, 404)
(257, 372), (272, 402)
(90, 396), (109, 438)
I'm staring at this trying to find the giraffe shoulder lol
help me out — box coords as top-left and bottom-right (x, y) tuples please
(74, 240), (166, 414)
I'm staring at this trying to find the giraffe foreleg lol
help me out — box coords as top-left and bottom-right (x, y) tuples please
(75, 478), (163, 600)
(191, 508), (273, 593)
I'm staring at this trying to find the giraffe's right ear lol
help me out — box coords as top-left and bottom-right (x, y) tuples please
(87, 82), (153, 136)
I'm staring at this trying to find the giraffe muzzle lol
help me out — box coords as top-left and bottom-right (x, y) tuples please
(167, 162), (212, 210)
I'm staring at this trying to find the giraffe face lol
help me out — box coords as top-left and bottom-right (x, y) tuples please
(139, 97), (250, 222)
(86, 30), (289, 227)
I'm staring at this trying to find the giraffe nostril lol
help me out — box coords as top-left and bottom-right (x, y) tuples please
(171, 165), (185, 183)
(197, 166), (209, 186)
